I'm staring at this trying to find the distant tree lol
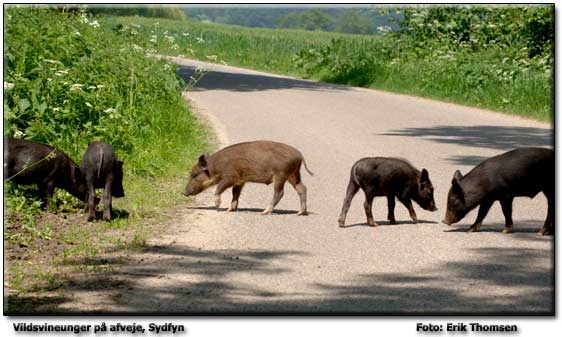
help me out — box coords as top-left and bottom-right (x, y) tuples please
(88, 5), (187, 20)
(277, 9), (334, 31)
(302, 9), (334, 30)
(336, 10), (373, 34)
(181, 6), (403, 33)
(277, 12), (303, 29)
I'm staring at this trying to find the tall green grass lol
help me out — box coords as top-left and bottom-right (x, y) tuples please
(103, 6), (553, 122)
(4, 7), (208, 296)
(102, 15), (372, 77)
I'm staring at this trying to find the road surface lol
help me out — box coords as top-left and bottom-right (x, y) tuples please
(63, 57), (554, 314)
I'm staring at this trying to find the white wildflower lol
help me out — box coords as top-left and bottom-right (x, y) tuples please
(55, 70), (69, 77)
(104, 108), (116, 113)
(97, 85), (105, 89)
(14, 130), (25, 139)
(206, 55), (218, 61)
(42, 59), (63, 65)
(150, 35), (158, 43)
(85, 102), (93, 108)
(89, 20), (100, 28)
(196, 37), (204, 43)
(73, 30), (81, 36)
(87, 85), (97, 90)
(182, 32), (190, 36)
(70, 83), (84, 91)
(376, 25), (393, 34)
(79, 14), (89, 24)
(53, 107), (61, 112)
(4, 82), (14, 90)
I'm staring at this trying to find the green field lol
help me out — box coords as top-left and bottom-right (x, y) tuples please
(105, 5), (553, 121)
(104, 15), (369, 77)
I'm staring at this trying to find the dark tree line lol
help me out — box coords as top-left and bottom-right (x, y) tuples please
(183, 7), (402, 35)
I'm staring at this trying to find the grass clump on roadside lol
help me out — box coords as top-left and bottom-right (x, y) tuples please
(296, 6), (553, 121)
(3, 6), (208, 304)
(102, 5), (553, 121)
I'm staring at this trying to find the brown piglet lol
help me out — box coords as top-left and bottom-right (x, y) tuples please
(183, 141), (313, 215)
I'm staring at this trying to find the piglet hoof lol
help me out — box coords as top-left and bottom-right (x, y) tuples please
(228, 201), (239, 212)
(262, 208), (273, 215)
(213, 196), (221, 209)
(297, 210), (308, 216)
(87, 215), (95, 222)
(468, 224), (481, 233)
(502, 226), (513, 234)
(338, 220), (346, 228)
(367, 219), (377, 227)
(538, 227), (552, 236)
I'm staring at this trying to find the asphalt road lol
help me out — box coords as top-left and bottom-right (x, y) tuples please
(64, 58), (554, 314)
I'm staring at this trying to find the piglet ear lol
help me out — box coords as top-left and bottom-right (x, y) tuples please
(451, 170), (464, 194)
(420, 168), (429, 183)
(198, 154), (209, 169)
(453, 170), (463, 182)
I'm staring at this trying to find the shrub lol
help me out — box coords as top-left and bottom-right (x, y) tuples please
(4, 6), (207, 222)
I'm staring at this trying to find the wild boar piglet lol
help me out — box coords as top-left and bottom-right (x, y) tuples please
(183, 140), (313, 215)
(443, 147), (553, 235)
(5, 138), (87, 211)
(81, 141), (125, 221)
(338, 157), (437, 227)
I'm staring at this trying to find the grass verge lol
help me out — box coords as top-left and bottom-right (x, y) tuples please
(3, 7), (210, 313)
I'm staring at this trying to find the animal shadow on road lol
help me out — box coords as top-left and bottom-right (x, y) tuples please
(382, 125), (552, 166)
(443, 220), (547, 235)
(177, 65), (351, 93)
(186, 206), (304, 215)
(343, 219), (437, 228)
